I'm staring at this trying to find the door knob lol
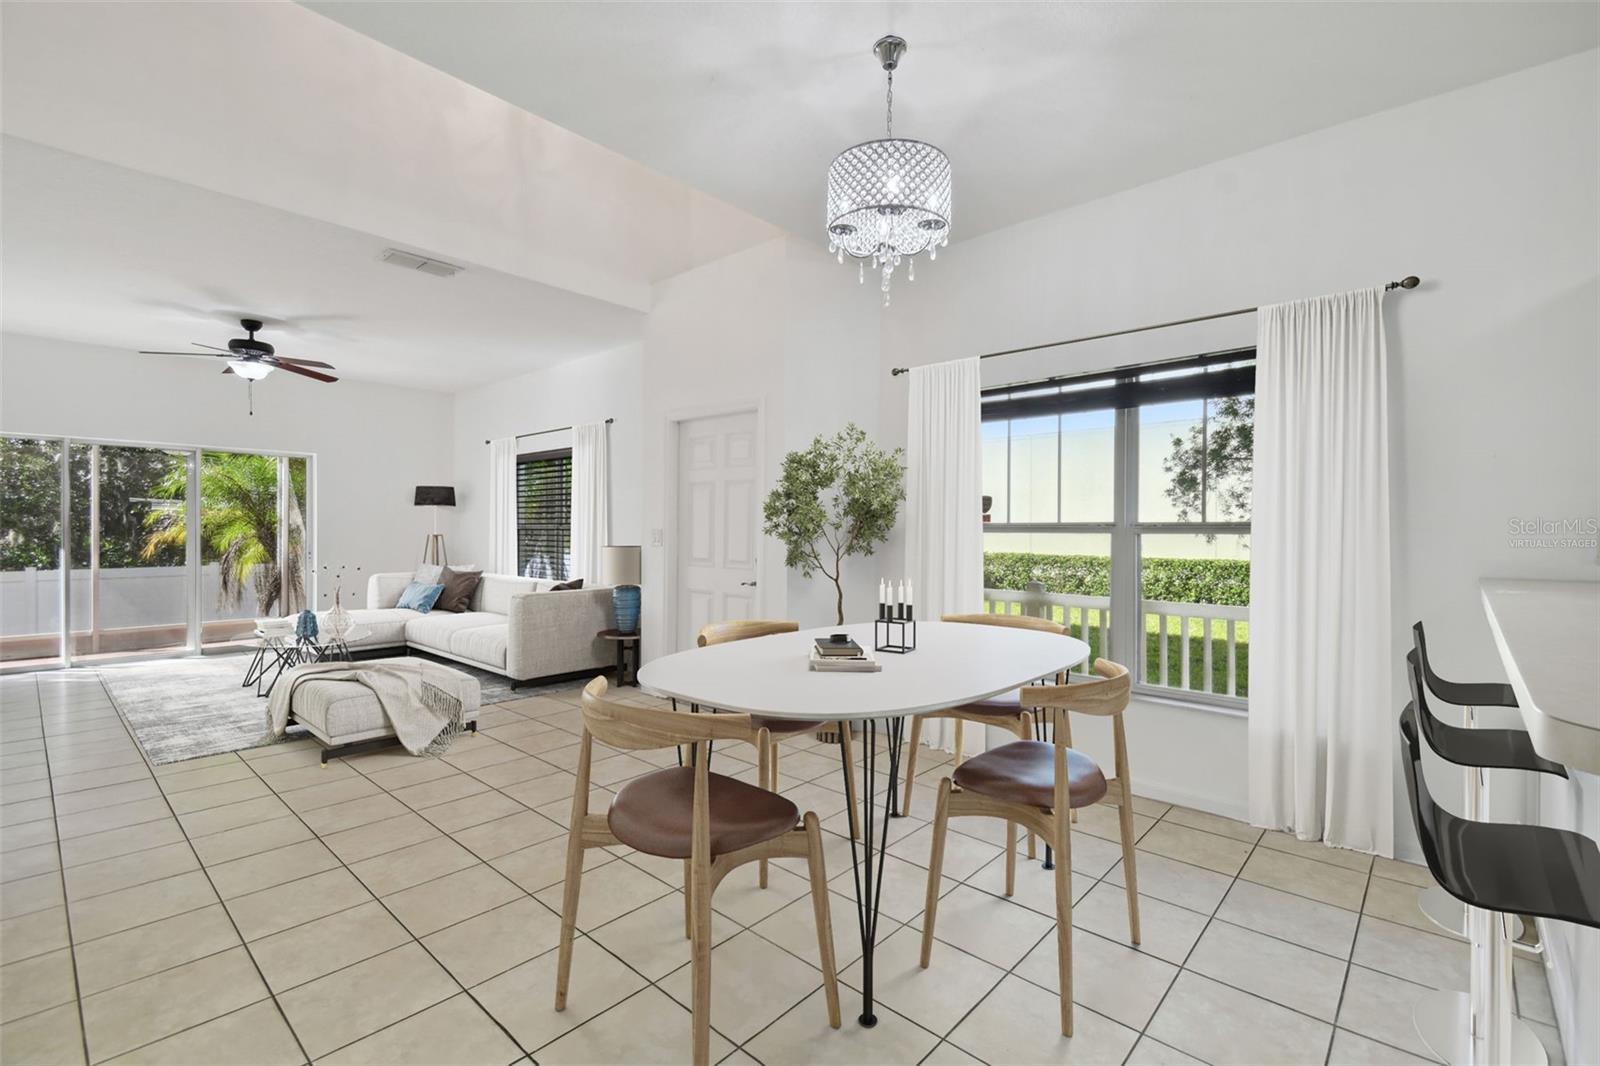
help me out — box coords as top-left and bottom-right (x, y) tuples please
(740, 581), (758, 587)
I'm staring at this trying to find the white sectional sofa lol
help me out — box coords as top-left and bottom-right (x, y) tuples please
(337, 571), (616, 687)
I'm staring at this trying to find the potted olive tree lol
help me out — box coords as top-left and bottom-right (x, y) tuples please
(762, 424), (905, 625)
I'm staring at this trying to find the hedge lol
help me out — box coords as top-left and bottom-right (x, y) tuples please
(983, 552), (1249, 607)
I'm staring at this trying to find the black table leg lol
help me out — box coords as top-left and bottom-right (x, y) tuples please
(839, 715), (905, 1028)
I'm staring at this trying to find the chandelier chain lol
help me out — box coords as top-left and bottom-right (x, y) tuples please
(886, 69), (893, 138)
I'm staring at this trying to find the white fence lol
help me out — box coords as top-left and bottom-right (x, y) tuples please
(1142, 598), (1251, 697)
(982, 585), (1249, 696)
(1, 565), (263, 638)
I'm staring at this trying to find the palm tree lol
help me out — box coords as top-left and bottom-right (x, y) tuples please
(142, 453), (306, 615)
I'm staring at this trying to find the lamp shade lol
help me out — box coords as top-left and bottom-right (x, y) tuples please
(414, 485), (456, 507)
(600, 545), (642, 587)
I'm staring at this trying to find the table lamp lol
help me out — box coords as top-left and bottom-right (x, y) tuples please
(414, 485), (456, 567)
(601, 545), (642, 635)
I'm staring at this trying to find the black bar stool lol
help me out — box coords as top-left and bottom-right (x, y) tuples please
(1400, 702), (1599, 1065)
(1411, 622), (1567, 776)
(1408, 624), (1567, 942)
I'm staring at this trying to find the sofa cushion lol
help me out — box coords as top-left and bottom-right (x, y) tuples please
(404, 611), (504, 654)
(435, 567), (483, 613)
(449, 625), (507, 670)
(477, 574), (545, 614)
(336, 608), (415, 647)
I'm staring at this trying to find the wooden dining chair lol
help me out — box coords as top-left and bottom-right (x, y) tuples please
(900, 612), (1071, 835)
(556, 677), (840, 1066)
(697, 620), (862, 886)
(918, 659), (1139, 1037)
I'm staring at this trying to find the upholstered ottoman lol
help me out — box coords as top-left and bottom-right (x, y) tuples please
(284, 657), (482, 763)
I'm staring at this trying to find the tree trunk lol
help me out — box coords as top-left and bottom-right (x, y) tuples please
(833, 575), (845, 626)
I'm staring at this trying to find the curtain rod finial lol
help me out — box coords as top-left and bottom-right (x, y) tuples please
(1387, 275), (1420, 291)
(892, 367), (909, 376)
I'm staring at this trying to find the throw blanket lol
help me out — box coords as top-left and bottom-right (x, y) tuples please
(267, 660), (466, 757)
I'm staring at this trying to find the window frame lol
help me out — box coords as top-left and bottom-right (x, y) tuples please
(983, 354), (1252, 711)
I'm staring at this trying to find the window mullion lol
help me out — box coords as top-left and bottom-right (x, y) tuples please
(1109, 408), (1139, 677)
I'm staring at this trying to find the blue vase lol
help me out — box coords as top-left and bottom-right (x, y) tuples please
(612, 585), (640, 635)
(295, 609), (319, 641)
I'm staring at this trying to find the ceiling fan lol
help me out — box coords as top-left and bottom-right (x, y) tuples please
(139, 318), (338, 414)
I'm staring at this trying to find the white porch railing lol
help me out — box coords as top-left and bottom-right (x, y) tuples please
(1142, 599), (1250, 698)
(982, 585), (1249, 697)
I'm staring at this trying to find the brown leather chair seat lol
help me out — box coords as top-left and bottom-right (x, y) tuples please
(752, 715), (826, 737)
(609, 767), (801, 859)
(951, 740), (1108, 810)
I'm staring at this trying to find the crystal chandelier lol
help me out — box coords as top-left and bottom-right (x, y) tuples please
(826, 35), (951, 306)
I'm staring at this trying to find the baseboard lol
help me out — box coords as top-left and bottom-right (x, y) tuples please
(1128, 778), (1250, 823)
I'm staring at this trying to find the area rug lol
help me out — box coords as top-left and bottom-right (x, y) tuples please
(98, 651), (554, 765)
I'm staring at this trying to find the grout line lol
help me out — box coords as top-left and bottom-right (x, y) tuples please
(2, 679), (1475, 1066)
(62, 676), (316, 1066)
(25, 674), (95, 1066)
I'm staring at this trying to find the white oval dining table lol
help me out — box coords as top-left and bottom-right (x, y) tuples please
(637, 619), (1089, 1027)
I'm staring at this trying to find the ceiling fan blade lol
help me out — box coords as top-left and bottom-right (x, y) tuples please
(191, 343), (231, 353)
(270, 356), (336, 369)
(265, 359), (338, 383)
(139, 350), (223, 358)
(221, 366), (235, 375)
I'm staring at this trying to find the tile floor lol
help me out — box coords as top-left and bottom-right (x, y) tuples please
(0, 670), (1568, 1065)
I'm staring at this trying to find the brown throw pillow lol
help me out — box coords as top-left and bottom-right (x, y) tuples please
(434, 567), (482, 613)
(550, 578), (585, 591)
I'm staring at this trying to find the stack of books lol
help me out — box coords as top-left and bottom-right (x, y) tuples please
(808, 635), (881, 673)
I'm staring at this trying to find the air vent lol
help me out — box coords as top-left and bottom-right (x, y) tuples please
(381, 248), (461, 278)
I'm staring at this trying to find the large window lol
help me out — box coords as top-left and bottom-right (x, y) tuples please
(982, 350), (1253, 706)
(0, 434), (313, 668)
(517, 449), (572, 580)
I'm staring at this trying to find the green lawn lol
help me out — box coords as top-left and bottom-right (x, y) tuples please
(986, 605), (1249, 697)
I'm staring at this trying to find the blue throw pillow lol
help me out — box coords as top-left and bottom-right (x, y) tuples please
(397, 581), (445, 613)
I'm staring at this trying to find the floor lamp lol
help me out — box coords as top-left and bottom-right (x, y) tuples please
(415, 485), (455, 567)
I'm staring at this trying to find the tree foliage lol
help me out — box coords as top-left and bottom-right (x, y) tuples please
(0, 440), (185, 570)
(141, 453), (307, 614)
(1162, 396), (1254, 523)
(762, 424), (904, 624)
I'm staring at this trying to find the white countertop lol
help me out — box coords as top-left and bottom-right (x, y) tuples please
(637, 620), (1089, 721)
(1480, 579), (1600, 774)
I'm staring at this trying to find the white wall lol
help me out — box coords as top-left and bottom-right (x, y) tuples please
(632, 237), (885, 661)
(0, 332), (455, 607)
(879, 48), (1600, 836)
(449, 343), (643, 573)
(879, 49), (1599, 1064)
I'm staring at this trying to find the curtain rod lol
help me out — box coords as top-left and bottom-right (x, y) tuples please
(889, 276), (1420, 376)
(484, 417), (612, 445)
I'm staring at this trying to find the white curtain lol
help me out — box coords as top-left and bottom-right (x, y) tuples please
(488, 437), (518, 576)
(571, 421), (610, 584)
(907, 358), (984, 755)
(1249, 288), (1394, 856)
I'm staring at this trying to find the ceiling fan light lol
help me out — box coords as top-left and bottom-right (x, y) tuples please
(229, 359), (274, 380)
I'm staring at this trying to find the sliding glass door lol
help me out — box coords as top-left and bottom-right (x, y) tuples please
(70, 443), (193, 659)
(0, 434), (314, 669)
(0, 438), (66, 666)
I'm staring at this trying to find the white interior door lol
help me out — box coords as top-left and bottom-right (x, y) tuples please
(675, 411), (759, 650)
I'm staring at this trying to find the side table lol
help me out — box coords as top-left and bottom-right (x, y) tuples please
(596, 629), (641, 687)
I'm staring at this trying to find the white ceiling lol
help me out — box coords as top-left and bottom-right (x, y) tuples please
(1, 138), (644, 392)
(0, 1), (779, 313)
(309, 1), (1600, 242)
